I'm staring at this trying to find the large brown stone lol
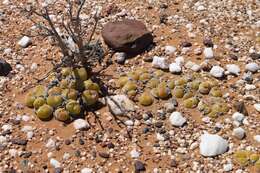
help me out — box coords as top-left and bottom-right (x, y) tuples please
(102, 19), (153, 54)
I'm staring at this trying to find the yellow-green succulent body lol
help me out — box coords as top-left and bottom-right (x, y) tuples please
(250, 154), (259, 163)
(139, 92), (154, 106)
(47, 95), (63, 108)
(82, 90), (99, 106)
(73, 67), (88, 81)
(210, 87), (222, 97)
(172, 86), (184, 98)
(36, 104), (53, 120)
(117, 76), (129, 88)
(48, 87), (62, 96)
(25, 94), (36, 108)
(66, 100), (81, 116)
(54, 108), (70, 122)
(199, 82), (211, 94)
(84, 80), (100, 91)
(139, 73), (151, 81)
(147, 78), (159, 88)
(61, 67), (72, 77)
(33, 97), (46, 109)
(183, 97), (199, 108)
(32, 85), (46, 97)
(122, 81), (137, 93)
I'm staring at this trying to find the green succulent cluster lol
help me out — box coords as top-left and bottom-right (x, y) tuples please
(25, 67), (100, 122)
(233, 150), (260, 170)
(116, 68), (229, 117)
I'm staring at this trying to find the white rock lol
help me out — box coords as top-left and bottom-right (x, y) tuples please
(18, 36), (31, 48)
(203, 47), (214, 59)
(199, 134), (228, 157)
(226, 64), (240, 75)
(152, 56), (169, 69)
(184, 61), (195, 69)
(30, 63), (38, 72)
(254, 135), (260, 142)
(175, 56), (184, 66)
(223, 163), (233, 172)
(156, 133), (165, 141)
(130, 149), (140, 158)
(232, 112), (245, 123)
(0, 136), (7, 145)
(9, 149), (18, 157)
(197, 5), (206, 11)
(245, 62), (259, 72)
(81, 168), (92, 173)
(115, 52), (126, 64)
(232, 127), (245, 139)
(2, 124), (12, 131)
(210, 66), (224, 78)
(22, 115), (31, 122)
(73, 119), (90, 130)
(46, 138), (56, 149)
(169, 63), (182, 73)
(124, 120), (134, 126)
(63, 153), (71, 160)
(191, 64), (201, 72)
(254, 104), (260, 112)
(245, 84), (256, 91)
(21, 126), (33, 132)
(106, 95), (135, 116)
(165, 46), (176, 55)
(169, 112), (186, 127)
(27, 131), (34, 139)
(50, 158), (61, 168)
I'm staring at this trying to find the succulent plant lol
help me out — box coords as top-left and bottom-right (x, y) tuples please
(48, 86), (62, 96)
(147, 78), (159, 88)
(183, 97), (199, 108)
(62, 89), (78, 100)
(25, 94), (36, 108)
(47, 95), (63, 108)
(208, 102), (229, 118)
(172, 86), (185, 98)
(250, 154), (259, 163)
(151, 88), (159, 98)
(65, 100), (81, 116)
(199, 82), (211, 94)
(157, 82), (170, 99)
(127, 90), (137, 97)
(209, 87), (222, 97)
(33, 97), (46, 109)
(175, 78), (187, 86)
(138, 92), (154, 106)
(139, 73), (151, 81)
(255, 160), (260, 170)
(168, 80), (175, 89)
(198, 101), (212, 115)
(127, 71), (139, 80)
(32, 85), (46, 97)
(183, 90), (195, 99)
(187, 80), (201, 90)
(84, 80), (100, 91)
(73, 67), (88, 81)
(59, 79), (69, 89)
(82, 90), (99, 106)
(36, 104), (53, 120)
(54, 108), (70, 122)
(135, 68), (148, 76)
(122, 81), (137, 93)
(153, 70), (164, 78)
(117, 76), (129, 88)
(61, 67), (72, 77)
(233, 150), (252, 167)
